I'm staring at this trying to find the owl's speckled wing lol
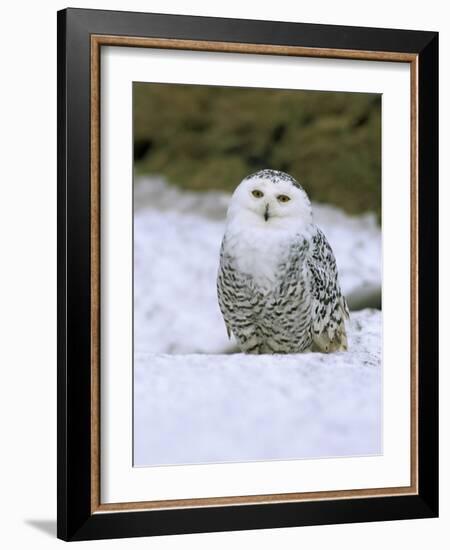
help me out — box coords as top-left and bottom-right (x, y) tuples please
(217, 244), (233, 340)
(306, 228), (349, 352)
(217, 238), (262, 343)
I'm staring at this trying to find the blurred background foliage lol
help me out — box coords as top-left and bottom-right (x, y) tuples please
(134, 83), (381, 218)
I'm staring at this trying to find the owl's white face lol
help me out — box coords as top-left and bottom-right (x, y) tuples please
(227, 170), (312, 232)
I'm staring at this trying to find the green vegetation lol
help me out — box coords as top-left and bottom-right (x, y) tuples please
(134, 83), (381, 218)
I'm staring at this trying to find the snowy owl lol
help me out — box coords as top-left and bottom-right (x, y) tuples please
(217, 169), (349, 354)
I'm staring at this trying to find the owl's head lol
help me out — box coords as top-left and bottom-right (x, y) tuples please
(227, 169), (312, 230)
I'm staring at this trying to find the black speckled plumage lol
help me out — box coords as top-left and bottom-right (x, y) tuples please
(243, 168), (304, 190)
(218, 228), (348, 354)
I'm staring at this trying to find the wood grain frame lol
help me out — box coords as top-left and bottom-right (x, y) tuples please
(58, 8), (438, 541)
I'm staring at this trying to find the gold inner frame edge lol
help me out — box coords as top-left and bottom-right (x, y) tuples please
(90, 35), (419, 514)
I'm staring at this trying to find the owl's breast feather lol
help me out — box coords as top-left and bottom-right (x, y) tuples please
(223, 224), (305, 292)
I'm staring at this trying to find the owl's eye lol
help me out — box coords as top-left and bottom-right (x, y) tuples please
(277, 194), (291, 203)
(252, 189), (264, 198)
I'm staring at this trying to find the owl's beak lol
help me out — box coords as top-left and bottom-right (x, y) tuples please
(264, 203), (270, 222)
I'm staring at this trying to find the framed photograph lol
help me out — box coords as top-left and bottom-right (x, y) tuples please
(57, 8), (438, 541)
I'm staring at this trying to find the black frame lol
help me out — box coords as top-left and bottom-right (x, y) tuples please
(57, 7), (438, 541)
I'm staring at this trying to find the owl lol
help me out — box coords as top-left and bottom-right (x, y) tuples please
(217, 169), (349, 354)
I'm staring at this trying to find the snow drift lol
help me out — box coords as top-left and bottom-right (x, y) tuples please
(132, 177), (382, 466)
(134, 309), (382, 466)
(134, 176), (381, 354)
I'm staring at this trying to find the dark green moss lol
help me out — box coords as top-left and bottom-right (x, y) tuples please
(134, 83), (381, 219)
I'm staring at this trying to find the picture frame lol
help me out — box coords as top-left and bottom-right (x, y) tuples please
(57, 7), (438, 541)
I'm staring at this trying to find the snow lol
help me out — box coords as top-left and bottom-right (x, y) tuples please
(133, 177), (382, 466)
(134, 176), (381, 354)
(134, 309), (382, 466)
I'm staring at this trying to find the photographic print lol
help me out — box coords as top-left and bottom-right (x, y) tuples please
(133, 83), (382, 467)
(58, 9), (438, 540)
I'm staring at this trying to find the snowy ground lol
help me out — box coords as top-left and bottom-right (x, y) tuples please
(133, 176), (382, 466)
(134, 309), (382, 466)
(134, 176), (381, 354)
